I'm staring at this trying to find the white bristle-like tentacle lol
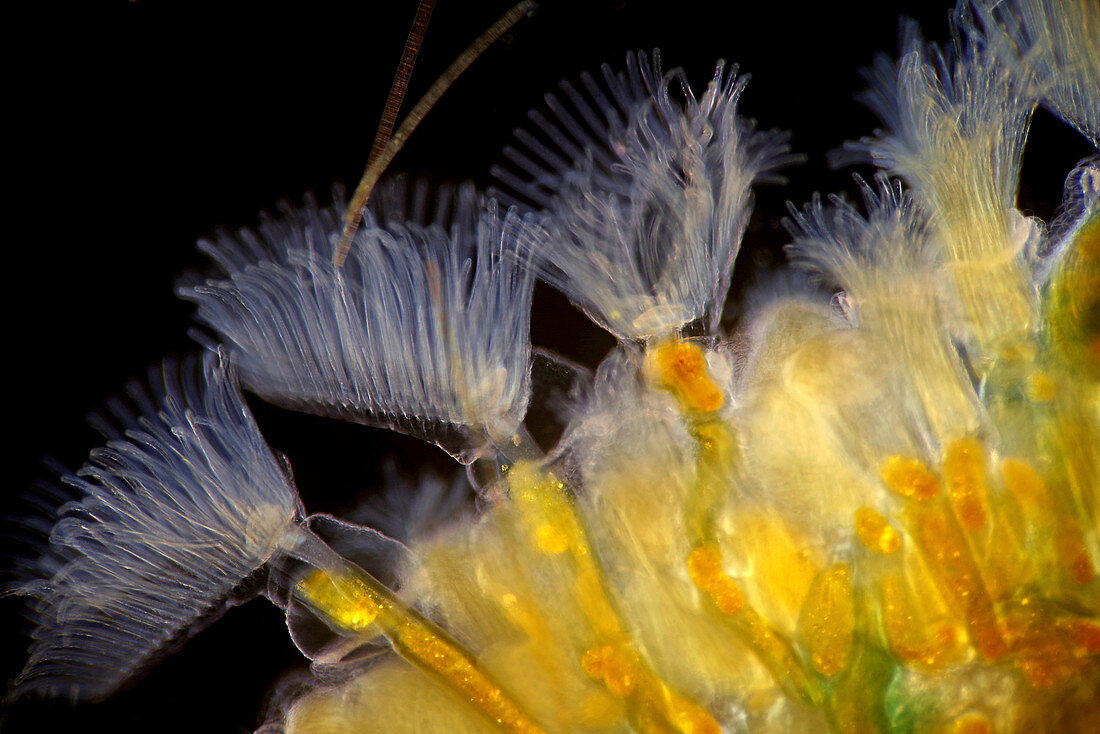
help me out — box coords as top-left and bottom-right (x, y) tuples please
(13, 352), (303, 701)
(847, 22), (1037, 203)
(180, 184), (539, 457)
(963, 0), (1100, 149)
(843, 21), (1041, 353)
(492, 50), (796, 341)
(785, 175), (983, 442)
(785, 176), (939, 301)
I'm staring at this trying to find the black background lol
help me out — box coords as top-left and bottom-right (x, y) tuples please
(4, 0), (1093, 732)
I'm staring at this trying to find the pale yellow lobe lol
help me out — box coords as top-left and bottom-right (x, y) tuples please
(686, 537), (818, 704)
(509, 466), (584, 560)
(998, 341), (1035, 363)
(880, 455), (941, 500)
(1027, 371), (1057, 402)
(578, 691), (624, 729)
(573, 567), (623, 639)
(534, 522), (570, 555)
(854, 506), (901, 554)
(286, 659), (502, 734)
(506, 463), (723, 734)
(724, 511), (821, 626)
(797, 564), (855, 677)
(499, 593), (548, 646)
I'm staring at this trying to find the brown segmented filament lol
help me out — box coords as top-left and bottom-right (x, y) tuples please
(333, 1), (537, 268)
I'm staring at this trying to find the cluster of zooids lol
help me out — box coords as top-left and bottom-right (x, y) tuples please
(7, 1), (1099, 733)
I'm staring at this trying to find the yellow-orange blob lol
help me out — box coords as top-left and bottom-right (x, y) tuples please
(688, 544), (744, 615)
(948, 712), (992, 734)
(297, 569), (382, 632)
(880, 455), (941, 500)
(649, 340), (725, 413)
(854, 506), (901, 554)
(943, 438), (990, 530)
(581, 644), (638, 698)
(1001, 458), (1046, 502)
